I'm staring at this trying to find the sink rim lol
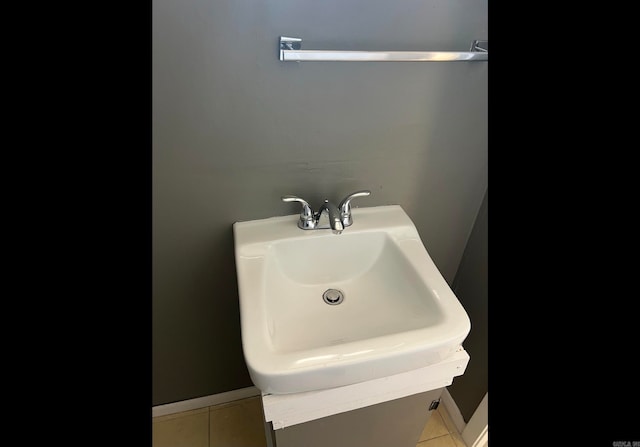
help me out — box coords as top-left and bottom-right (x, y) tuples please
(233, 204), (471, 394)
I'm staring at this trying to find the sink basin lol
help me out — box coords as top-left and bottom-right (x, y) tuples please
(233, 205), (470, 394)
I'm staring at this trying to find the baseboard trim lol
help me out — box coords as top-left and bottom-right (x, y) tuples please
(152, 386), (260, 418)
(440, 387), (467, 433)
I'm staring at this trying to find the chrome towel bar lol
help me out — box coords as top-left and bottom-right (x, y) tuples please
(279, 37), (488, 62)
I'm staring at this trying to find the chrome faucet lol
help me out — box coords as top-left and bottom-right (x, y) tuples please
(282, 190), (371, 234)
(317, 200), (344, 234)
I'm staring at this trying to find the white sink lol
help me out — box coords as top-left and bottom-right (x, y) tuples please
(233, 205), (470, 394)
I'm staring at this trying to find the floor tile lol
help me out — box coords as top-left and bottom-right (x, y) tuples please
(209, 396), (267, 447)
(437, 406), (459, 435)
(449, 429), (467, 447)
(416, 434), (458, 447)
(153, 407), (209, 447)
(418, 409), (449, 442)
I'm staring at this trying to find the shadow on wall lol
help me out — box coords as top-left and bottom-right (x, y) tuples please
(448, 190), (487, 422)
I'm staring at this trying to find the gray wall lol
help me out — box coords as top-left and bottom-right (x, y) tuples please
(448, 190), (488, 421)
(153, 0), (488, 405)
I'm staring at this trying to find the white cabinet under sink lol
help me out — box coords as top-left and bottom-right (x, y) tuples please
(266, 387), (447, 447)
(259, 346), (468, 447)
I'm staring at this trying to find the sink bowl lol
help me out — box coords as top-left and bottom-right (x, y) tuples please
(233, 205), (470, 394)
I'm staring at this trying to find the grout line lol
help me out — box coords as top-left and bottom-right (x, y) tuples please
(417, 433), (453, 446)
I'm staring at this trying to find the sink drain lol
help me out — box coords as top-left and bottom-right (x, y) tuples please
(323, 288), (345, 305)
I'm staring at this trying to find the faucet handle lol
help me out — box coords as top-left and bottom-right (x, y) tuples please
(282, 195), (316, 229)
(339, 190), (371, 227)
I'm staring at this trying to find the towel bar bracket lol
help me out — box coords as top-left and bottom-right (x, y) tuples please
(471, 40), (488, 52)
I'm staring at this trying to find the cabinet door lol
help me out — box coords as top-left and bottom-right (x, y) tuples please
(273, 388), (444, 447)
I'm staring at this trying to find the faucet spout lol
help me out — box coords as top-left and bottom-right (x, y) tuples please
(317, 200), (344, 234)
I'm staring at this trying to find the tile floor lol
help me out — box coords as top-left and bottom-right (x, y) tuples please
(152, 395), (466, 447)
